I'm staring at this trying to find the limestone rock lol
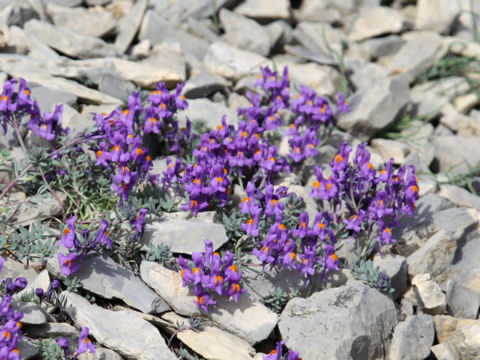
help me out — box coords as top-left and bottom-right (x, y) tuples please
(416, 0), (461, 34)
(338, 74), (409, 141)
(412, 274), (447, 315)
(46, 3), (116, 38)
(183, 72), (229, 99)
(139, 10), (210, 60)
(219, 9), (270, 56)
(161, 311), (256, 360)
(47, 253), (170, 314)
(234, 0), (290, 21)
(204, 41), (268, 80)
(62, 291), (177, 360)
(388, 32), (444, 83)
(349, 6), (407, 42)
(24, 19), (118, 59)
(141, 212), (229, 255)
(114, 0), (147, 53)
(140, 261), (278, 345)
(278, 284), (397, 359)
(389, 314), (435, 360)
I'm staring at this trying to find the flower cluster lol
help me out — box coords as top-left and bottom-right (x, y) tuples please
(0, 78), (69, 141)
(0, 258), (25, 360)
(263, 340), (300, 360)
(242, 181), (340, 283)
(163, 114), (289, 215)
(57, 327), (95, 360)
(57, 216), (112, 276)
(311, 142), (419, 247)
(92, 93), (153, 203)
(178, 240), (246, 312)
(143, 82), (190, 153)
(92, 83), (191, 204)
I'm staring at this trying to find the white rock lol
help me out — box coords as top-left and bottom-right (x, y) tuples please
(416, 0), (461, 34)
(62, 291), (177, 360)
(140, 261), (278, 345)
(370, 138), (410, 164)
(349, 6), (407, 42)
(234, 0), (290, 20)
(412, 274), (447, 315)
(204, 41), (268, 80)
(388, 32), (444, 83)
(219, 9), (270, 56)
(161, 311), (256, 360)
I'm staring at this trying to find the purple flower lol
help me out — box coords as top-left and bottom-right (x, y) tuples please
(336, 91), (350, 115)
(58, 216), (76, 249)
(193, 285), (216, 313)
(74, 327), (95, 358)
(58, 252), (82, 276)
(132, 208), (148, 233)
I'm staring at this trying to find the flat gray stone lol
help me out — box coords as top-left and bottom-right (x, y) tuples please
(370, 138), (410, 164)
(140, 261), (278, 345)
(6, 192), (64, 227)
(294, 0), (343, 23)
(373, 253), (407, 300)
(77, 347), (123, 360)
(349, 6), (407, 42)
(13, 301), (47, 325)
(350, 62), (389, 89)
(412, 274), (447, 315)
(433, 136), (480, 177)
(360, 34), (405, 60)
(278, 284), (397, 360)
(0, 257), (38, 284)
(183, 72), (229, 99)
(46, 3), (117, 38)
(141, 213), (229, 255)
(22, 322), (78, 344)
(264, 20), (292, 50)
(446, 278), (480, 319)
(160, 0), (227, 22)
(62, 291), (177, 360)
(111, 57), (185, 89)
(30, 84), (77, 113)
(48, 253), (170, 314)
(98, 73), (135, 102)
(47, 0), (82, 6)
(114, 0), (147, 53)
(234, 0), (290, 20)
(161, 311), (256, 360)
(388, 32), (444, 83)
(284, 45), (338, 66)
(438, 184), (480, 211)
(219, 9), (270, 56)
(176, 98), (238, 130)
(139, 10), (210, 60)
(416, 0), (461, 33)
(24, 19), (118, 59)
(407, 229), (460, 283)
(140, 41), (186, 85)
(288, 62), (340, 97)
(204, 41), (268, 80)
(292, 21), (347, 56)
(18, 339), (38, 360)
(389, 314), (435, 360)
(0, 2), (38, 27)
(338, 74), (409, 141)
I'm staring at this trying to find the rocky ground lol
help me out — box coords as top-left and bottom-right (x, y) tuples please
(1, 0), (480, 359)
